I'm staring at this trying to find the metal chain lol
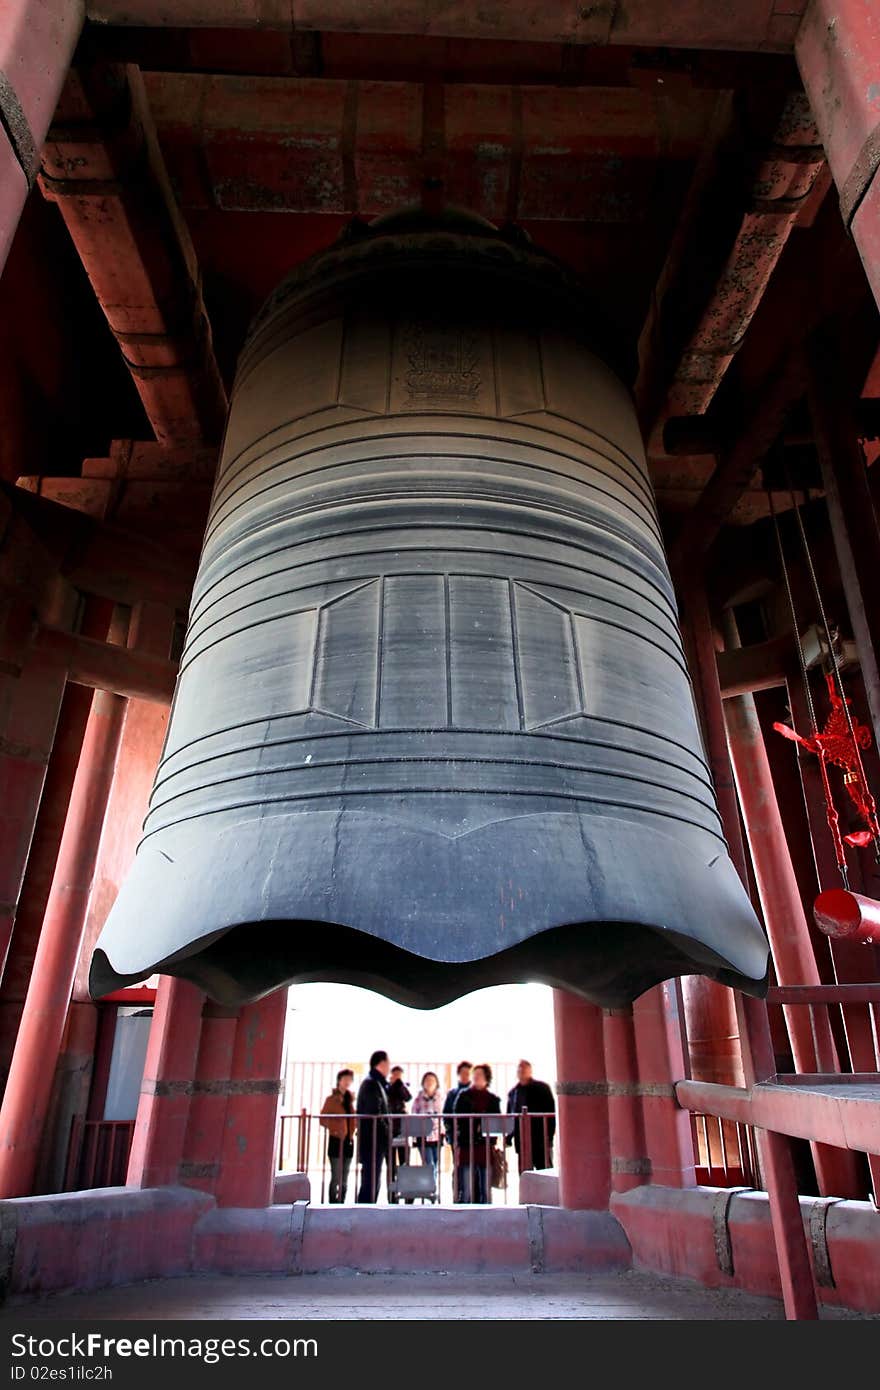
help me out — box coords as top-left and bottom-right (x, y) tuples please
(768, 487), (817, 733)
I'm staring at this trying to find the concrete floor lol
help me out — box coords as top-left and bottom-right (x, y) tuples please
(2, 1272), (874, 1321)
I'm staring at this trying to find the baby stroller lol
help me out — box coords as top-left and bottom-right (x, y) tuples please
(389, 1115), (439, 1204)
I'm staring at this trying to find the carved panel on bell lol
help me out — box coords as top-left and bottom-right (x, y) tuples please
(390, 317), (491, 414)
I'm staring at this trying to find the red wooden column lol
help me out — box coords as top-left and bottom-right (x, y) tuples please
(0, 600), (111, 1086)
(602, 1006), (649, 1193)
(725, 681), (864, 1200)
(0, 641), (68, 976)
(0, 682), (124, 1196)
(126, 977), (205, 1190)
(632, 982), (696, 1189)
(797, 0), (880, 312)
(213, 989), (287, 1209)
(178, 1002), (239, 1195)
(679, 583), (744, 1095)
(683, 578), (819, 1315)
(552, 989), (610, 1209)
(0, 0), (84, 274)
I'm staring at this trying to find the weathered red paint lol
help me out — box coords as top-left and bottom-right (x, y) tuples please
(0, 0), (84, 274)
(39, 64), (227, 445)
(814, 889), (880, 946)
(796, 0), (880, 308)
(0, 684), (124, 1197)
(553, 989), (610, 1210)
(602, 1006), (649, 1192)
(3, 1184), (878, 1313)
(0, 648), (70, 987)
(667, 94), (825, 416)
(631, 982), (697, 1189)
(0, 681), (93, 1084)
(179, 1005), (238, 1197)
(86, 1), (806, 53)
(613, 1185), (878, 1315)
(213, 990), (287, 1208)
(144, 72), (716, 224)
(126, 977), (205, 1190)
(716, 636), (792, 698)
(723, 686), (869, 1200)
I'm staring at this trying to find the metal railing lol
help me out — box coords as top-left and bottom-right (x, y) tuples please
(64, 1117), (134, 1191)
(278, 1110), (556, 1205)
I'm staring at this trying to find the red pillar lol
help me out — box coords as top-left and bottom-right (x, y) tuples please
(552, 989), (610, 1209)
(682, 578), (820, 1312)
(632, 981), (696, 1189)
(0, 645), (68, 974)
(126, 977), (205, 1190)
(602, 1006), (649, 1193)
(0, 1), (84, 275)
(213, 989), (287, 1209)
(0, 685), (124, 1196)
(679, 583), (745, 1092)
(797, 0), (880, 313)
(725, 689), (837, 1072)
(0, 600), (111, 1085)
(725, 684), (864, 1200)
(179, 1002), (238, 1195)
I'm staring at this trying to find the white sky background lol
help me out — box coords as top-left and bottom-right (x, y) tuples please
(284, 981), (558, 1084)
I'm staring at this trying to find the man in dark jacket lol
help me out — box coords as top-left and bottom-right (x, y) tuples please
(387, 1066), (412, 1201)
(506, 1059), (556, 1171)
(442, 1061), (471, 1202)
(356, 1049), (391, 1203)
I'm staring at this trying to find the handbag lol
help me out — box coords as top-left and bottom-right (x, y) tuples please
(490, 1146), (507, 1189)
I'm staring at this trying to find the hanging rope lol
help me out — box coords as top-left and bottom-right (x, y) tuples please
(769, 490), (850, 887)
(769, 477), (880, 882)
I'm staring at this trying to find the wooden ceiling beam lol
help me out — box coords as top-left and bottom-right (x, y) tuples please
(85, 1), (807, 53)
(39, 61), (227, 446)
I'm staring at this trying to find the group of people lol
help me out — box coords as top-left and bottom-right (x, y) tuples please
(319, 1054), (556, 1205)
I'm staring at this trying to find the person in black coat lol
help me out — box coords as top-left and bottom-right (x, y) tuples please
(453, 1063), (502, 1204)
(386, 1066), (412, 1200)
(442, 1060), (472, 1201)
(506, 1059), (556, 1171)
(356, 1049), (391, 1203)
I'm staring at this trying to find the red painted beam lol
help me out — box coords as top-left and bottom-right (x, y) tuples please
(666, 94), (825, 417)
(814, 890), (880, 947)
(668, 353), (807, 568)
(86, 1), (807, 52)
(768, 983), (880, 1004)
(676, 1076), (880, 1159)
(5, 480), (196, 610)
(0, 1), (84, 276)
(716, 634), (793, 697)
(796, 0), (880, 311)
(35, 628), (177, 704)
(39, 64), (227, 445)
(144, 71), (715, 224)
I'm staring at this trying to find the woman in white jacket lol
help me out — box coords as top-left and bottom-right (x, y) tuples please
(411, 1071), (443, 1184)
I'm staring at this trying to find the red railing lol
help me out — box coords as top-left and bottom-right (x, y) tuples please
(64, 1117), (134, 1190)
(690, 1112), (760, 1188)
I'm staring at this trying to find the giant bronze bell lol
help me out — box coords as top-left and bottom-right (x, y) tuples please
(91, 208), (768, 1008)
